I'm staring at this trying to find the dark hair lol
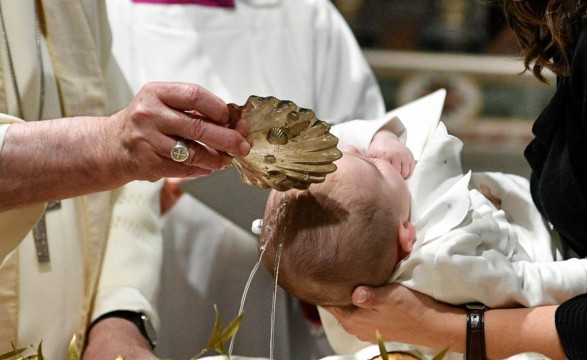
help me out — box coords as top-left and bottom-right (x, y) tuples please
(261, 181), (397, 308)
(500, 0), (587, 80)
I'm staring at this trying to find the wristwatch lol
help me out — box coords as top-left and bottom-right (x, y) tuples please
(465, 303), (486, 360)
(92, 310), (157, 349)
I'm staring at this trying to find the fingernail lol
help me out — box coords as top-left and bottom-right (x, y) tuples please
(240, 141), (251, 156)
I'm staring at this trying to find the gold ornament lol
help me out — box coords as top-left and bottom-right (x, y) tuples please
(228, 96), (342, 191)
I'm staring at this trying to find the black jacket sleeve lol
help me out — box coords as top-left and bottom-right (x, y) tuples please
(555, 293), (587, 359)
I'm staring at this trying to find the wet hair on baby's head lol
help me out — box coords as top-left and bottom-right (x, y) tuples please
(260, 174), (399, 308)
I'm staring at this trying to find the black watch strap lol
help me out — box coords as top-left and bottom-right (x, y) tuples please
(465, 303), (486, 360)
(91, 310), (157, 349)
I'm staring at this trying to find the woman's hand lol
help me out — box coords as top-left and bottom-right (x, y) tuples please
(368, 130), (415, 179)
(328, 284), (566, 359)
(327, 284), (464, 352)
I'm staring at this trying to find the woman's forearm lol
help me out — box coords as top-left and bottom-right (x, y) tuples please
(339, 285), (567, 359)
(485, 306), (565, 359)
(413, 304), (566, 359)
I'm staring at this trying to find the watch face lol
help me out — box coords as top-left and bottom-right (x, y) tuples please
(140, 314), (157, 347)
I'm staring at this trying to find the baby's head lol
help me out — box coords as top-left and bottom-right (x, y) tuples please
(260, 149), (415, 310)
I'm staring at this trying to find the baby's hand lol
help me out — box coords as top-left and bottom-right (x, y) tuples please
(368, 130), (415, 179)
(479, 183), (502, 209)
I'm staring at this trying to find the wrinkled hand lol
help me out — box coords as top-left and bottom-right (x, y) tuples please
(106, 82), (249, 186)
(0, 82), (250, 211)
(368, 130), (415, 179)
(326, 283), (463, 350)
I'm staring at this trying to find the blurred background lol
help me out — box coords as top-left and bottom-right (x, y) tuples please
(332, 0), (556, 178)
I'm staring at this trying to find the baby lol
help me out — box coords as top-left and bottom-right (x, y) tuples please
(260, 117), (587, 311)
(261, 128), (414, 309)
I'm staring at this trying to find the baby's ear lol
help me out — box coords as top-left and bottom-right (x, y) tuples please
(398, 221), (416, 257)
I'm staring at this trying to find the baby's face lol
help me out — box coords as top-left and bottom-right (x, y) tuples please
(336, 146), (411, 222)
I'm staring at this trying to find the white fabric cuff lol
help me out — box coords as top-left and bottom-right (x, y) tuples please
(91, 286), (159, 331)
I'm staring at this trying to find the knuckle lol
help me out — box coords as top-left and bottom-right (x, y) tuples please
(141, 81), (159, 94)
(186, 118), (207, 140)
(184, 83), (202, 102)
(126, 98), (153, 126)
(130, 104), (151, 122)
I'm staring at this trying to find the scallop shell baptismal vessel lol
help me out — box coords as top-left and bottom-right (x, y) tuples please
(228, 96), (342, 191)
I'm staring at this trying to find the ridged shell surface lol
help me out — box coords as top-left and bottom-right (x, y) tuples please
(228, 95), (342, 191)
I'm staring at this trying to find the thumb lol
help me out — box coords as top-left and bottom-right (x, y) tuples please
(351, 285), (379, 309)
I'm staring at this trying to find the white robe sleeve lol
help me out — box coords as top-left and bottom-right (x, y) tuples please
(92, 179), (164, 328)
(509, 258), (587, 307)
(426, 236), (587, 308)
(90, 5), (160, 326)
(400, 196), (587, 309)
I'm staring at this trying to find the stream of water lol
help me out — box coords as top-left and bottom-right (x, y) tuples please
(228, 198), (287, 359)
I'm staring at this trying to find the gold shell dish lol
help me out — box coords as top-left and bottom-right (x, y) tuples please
(228, 95), (342, 191)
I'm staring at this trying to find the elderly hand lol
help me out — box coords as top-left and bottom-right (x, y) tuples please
(0, 82), (249, 210)
(108, 82), (249, 183)
(368, 130), (415, 179)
